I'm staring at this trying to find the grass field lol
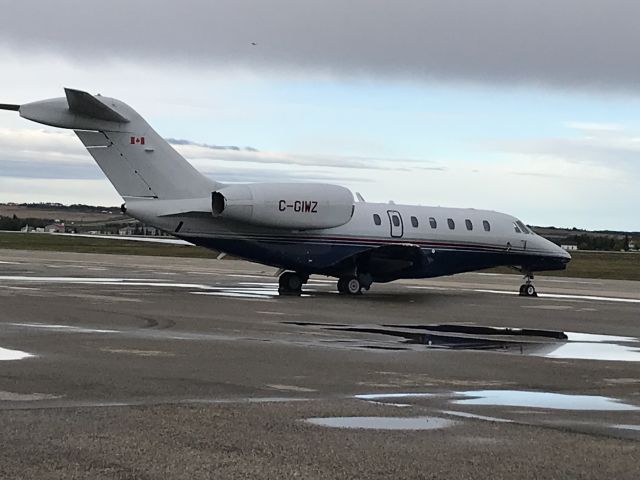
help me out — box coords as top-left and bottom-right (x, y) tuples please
(1, 231), (639, 281)
(487, 250), (640, 281)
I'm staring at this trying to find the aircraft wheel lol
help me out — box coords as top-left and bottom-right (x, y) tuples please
(337, 277), (363, 295)
(278, 271), (303, 295)
(519, 284), (537, 297)
(346, 277), (363, 295)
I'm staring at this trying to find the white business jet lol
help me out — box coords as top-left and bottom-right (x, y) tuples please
(1, 89), (570, 296)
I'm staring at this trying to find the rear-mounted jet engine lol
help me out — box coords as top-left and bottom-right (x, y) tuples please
(211, 183), (354, 230)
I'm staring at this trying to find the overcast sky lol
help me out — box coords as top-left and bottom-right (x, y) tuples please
(0, 0), (638, 230)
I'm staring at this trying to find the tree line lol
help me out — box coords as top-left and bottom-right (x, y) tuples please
(565, 234), (639, 251)
(0, 215), (50, 231)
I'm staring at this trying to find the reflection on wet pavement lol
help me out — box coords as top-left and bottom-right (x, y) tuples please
(306, 416), (454, 430)
(452, 390), (640, 411)
(355, 393), (435, 400)
(613, 424), (640, 431)
(0, 391), (61, 401)
(439, 410), (512, 423)
(287, 322), (640, 361)
(539, 342), (640, 362)
(0, 347), (33, 361)
(8, 323), (118, 334)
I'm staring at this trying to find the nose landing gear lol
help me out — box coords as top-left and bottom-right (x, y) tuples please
(519, 272), (537, 297)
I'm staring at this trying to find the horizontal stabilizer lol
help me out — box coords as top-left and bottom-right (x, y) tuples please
(64, 88), (129, 123)
(0, 103), (20, 111)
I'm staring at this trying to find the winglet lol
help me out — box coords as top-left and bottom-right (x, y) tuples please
(64, 88), (129, 123)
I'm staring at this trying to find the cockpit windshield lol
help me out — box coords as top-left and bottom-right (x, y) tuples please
(515, 220), (531, 234)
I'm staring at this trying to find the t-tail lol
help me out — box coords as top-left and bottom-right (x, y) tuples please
(1, 88), (217, 200)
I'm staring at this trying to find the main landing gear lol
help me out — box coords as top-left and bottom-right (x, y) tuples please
(337, 273), (373, 295)
(519, 272), (537, 297)
(278, 271), (308, 296)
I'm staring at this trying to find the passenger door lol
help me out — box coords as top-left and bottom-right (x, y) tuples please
(387, 210), (403, 238)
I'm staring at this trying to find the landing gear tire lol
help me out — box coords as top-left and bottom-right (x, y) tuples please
(347, 277), (363, 295)
(518, 272), (537, 297)
(278, 271), (304, 296)
(337, 276), (363, 295)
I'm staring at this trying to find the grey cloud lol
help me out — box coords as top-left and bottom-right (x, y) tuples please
(171, 139), (443, 171)
(0, 128), (443, 183)
(204, 168), (375, 185)
(0, 159), (103, 180)
(166, 138), (258, 152)
(509, 171), (567, 179)
(489, 136), (640, 170)
(1, 1), (640, 91)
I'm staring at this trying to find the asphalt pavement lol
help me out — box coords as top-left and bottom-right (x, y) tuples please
(1, 249), (639, 479)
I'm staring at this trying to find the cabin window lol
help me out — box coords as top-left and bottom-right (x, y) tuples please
(483, 220), (491, 232)
(411, 216), (419, 228)
(429, 217), (437, 228)
(465, 219), (473, 231)
(373, 214), (381, 226)
(513, 222), (522, 233)
(392, 215), (400, 227)
(447, 218), (455, 230)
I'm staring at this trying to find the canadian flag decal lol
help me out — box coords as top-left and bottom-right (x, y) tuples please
(130, 136), (145, 145)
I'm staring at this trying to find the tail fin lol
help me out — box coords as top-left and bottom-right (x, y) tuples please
(75, 127), (215, 200)
(17, 88), (217, 200)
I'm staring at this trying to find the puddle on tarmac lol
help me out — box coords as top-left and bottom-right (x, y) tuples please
(0, 275), (285, 300)
(538, 342), (640, 362)
(286, 322), (640, 362)
(306, 416), (454, 430)
(439, 410), (512, 423)
(565, 332), (636, 343)
(0, 347), (34, 361)
(355, 393), (435, 400)
(0, 391), (61, 401)
(453, 390), (639, 411)
(8, 323), (119, 334)
(613, 424), (640, 431)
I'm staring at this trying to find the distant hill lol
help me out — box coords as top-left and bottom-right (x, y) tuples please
(531, 226), (639, 251)
(2, 202), (121, 214)
(0, 202), (130, 233)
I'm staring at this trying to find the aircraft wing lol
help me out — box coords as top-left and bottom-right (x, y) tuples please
(49, 232), (193, 245)
(330, 243), (430, 281)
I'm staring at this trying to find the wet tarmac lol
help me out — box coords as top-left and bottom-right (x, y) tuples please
(1, 248), (640, 479)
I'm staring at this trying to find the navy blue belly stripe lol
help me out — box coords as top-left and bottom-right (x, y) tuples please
(183, 232), (549, 256)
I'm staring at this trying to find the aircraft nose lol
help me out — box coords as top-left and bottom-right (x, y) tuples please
(541, 236), (571, 262)
(555, 243), (572, 261)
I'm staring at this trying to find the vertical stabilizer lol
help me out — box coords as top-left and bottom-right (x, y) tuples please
(14, 88), (218, 200)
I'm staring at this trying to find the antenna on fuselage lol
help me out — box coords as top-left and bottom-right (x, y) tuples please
(355, 192), (365, 202)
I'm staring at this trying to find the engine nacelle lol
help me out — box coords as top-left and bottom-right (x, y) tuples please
(211, 183), (354, 230)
